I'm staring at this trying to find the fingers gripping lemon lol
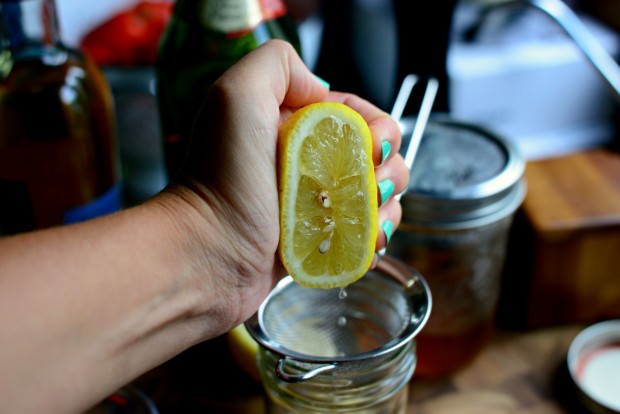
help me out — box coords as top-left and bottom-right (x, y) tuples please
(278, 102), (378, 288)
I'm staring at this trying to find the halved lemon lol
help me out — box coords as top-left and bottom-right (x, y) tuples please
(278, 102), (378, 288)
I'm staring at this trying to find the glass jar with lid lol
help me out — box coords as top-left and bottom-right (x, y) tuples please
(387, 118), (526, 378)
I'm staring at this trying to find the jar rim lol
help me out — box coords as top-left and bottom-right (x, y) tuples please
(402, 117), (525, 200)
(399, 117), (526, 226)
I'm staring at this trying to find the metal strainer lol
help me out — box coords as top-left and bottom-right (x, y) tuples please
(245, 255), (432, 383)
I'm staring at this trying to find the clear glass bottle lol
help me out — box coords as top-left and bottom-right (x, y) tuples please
(0, 0), (121, 235)
(156, 0), (301, 176)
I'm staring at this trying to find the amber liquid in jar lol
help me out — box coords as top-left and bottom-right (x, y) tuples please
(414, 318), (494, 378)
(390, 218), (512, 378)
(0, 51), (119, 233)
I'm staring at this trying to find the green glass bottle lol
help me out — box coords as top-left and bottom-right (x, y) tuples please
(0, 0), (122, 235)
(156, 0), (302, 177)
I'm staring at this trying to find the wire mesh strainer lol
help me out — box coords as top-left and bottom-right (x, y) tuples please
(245, 255), (431, 383)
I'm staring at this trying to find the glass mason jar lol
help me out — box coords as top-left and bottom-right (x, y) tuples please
(387, 118), (526, 378)
(245, 255), (432, 414)
(259, 340), (414, 414)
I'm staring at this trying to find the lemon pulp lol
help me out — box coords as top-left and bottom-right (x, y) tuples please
(279, 102), (378, 288)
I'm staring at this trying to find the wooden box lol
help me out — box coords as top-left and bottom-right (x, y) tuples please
(498, 149), (620, 329)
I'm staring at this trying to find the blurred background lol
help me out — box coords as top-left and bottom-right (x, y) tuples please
(57, 0), (620, 162)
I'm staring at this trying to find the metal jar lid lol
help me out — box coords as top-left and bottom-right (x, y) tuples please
(567, 320), (620, 414)
(399, 117), (526, 229)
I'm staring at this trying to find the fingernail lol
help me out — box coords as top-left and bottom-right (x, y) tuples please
(381, 140), (391, 165)
(382, 220), (394, 244)
(314, 74), (330, 90)
(378, 179), (395, 205)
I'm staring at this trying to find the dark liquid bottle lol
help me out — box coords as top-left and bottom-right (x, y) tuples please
(0, 0), (121, 235)
(156, 0), (301, 177)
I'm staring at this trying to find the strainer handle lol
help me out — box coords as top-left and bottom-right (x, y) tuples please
(276, 357), (338, 383)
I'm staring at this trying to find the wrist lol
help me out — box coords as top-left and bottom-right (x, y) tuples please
(150, 183), (247, 334)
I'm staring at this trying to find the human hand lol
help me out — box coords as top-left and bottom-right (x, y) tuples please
(165, 40), (409, 329)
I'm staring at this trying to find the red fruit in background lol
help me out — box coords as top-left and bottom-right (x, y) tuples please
(80, 1), (173, 66)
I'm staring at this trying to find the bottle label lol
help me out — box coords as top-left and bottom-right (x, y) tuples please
(63, 183), (123, 224)
(0, 181), (122, 235)
(199, 0), (287, 35)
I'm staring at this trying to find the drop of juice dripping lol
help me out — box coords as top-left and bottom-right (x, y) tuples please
(338, 316), (347, 327)
(338, 287), (348, 300)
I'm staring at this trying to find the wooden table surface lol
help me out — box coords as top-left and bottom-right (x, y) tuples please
(408, 325), (584, 414)
(127, 324), (587, 413)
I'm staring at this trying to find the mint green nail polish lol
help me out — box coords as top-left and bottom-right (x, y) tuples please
(378, 179), (395, 205)
(381, 140), (391, 164)
(382, 220), (394, 244)
(314, 74), (330, 90)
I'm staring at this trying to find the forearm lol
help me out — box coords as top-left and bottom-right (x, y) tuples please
(0, 190), (232, 413)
